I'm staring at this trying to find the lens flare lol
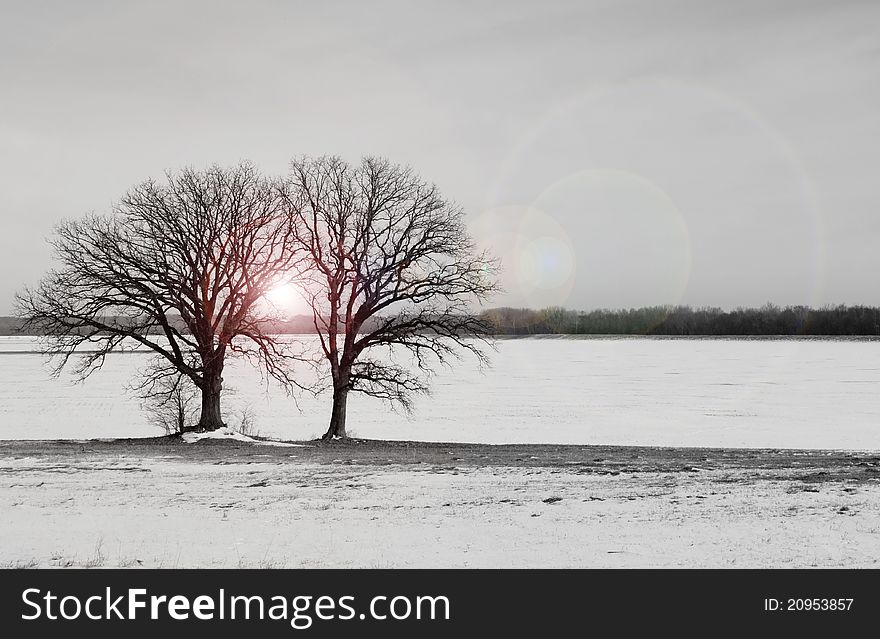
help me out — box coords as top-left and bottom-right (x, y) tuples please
(484, 77), (826, 308)
(263, 283), (304, 316)
(530, 169), (692, 309)
(514, 208), (577, 307)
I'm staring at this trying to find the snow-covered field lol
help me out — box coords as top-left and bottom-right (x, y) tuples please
(1, 336), (879, 449)
(2, 441), (878, 568)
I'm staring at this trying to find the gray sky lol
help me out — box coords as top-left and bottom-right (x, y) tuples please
(2, 0), (878, 313)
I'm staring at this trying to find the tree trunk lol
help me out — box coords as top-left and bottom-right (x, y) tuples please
(322, 384), (349, 440)
(194, 365), (224, 432)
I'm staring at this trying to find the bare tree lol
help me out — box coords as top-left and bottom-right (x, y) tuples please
(283, 156), (498, 440)
(16, 163), (304, 432)
(137, 371), (199, 435)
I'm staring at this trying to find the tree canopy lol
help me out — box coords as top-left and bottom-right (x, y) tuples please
(283, 156), (498, 439)
(16, 162), (305, 431)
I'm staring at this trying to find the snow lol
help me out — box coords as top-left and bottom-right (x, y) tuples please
(2, 451), (878, 568)
(1, 336), (879, 450)
(180, 428), (304, 447)
(4, 335), (877, 569)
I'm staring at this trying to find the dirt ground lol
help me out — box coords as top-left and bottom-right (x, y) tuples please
(2, 437), (879, 568)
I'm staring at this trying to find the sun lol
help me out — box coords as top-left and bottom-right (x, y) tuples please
(263, 283), (305, 315)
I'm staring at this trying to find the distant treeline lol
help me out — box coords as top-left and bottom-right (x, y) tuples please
(4, 304), (880, 337)
(0, 315), (338, 337)
(479, 305), (880, 336)
(0, 314), (407, 337)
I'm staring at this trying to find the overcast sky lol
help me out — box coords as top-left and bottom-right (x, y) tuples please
(2, 0), (878, 313)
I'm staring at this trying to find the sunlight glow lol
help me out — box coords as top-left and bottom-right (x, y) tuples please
(263, 283), (304, 315)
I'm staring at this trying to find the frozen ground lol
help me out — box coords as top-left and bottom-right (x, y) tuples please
(1, 336), (879, 449)
(1, 439), (879, 568)
(3, 336), (879, 568)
